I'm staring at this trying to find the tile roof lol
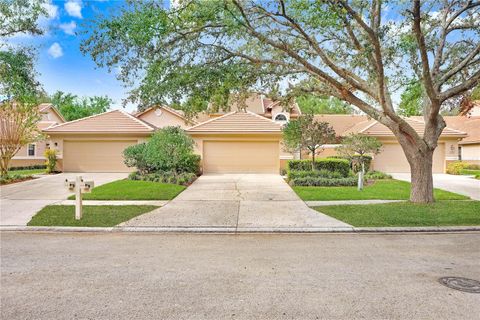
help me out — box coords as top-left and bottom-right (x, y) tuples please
(43, 110), (155, 133)
(313, 114), (369, 136)
(443, 116), (480, 144)
(344, 117), (467, 138)
(134, 105), (190, 121)
(187, 111), (282, 133)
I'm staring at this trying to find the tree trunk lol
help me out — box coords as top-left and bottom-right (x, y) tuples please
(393, 126), (437, 204)
(311, 149), (316, 171)
(406, 148), (435, 203)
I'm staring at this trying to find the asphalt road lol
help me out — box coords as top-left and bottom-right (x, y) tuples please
(1, 232), (479, 319)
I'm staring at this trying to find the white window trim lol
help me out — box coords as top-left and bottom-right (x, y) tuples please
(27, 143), (36, 157)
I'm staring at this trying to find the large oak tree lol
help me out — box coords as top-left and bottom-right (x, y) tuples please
(82, 0), (480, 203)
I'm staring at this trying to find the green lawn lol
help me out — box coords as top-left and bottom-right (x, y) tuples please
(28, 205), (158, 227)
(316, 201), (480, 227)
(9, 168), (45, 176)
(68, 179), (185, 200)
(460, 169), (480, 176)
(293, 179), (468, 201)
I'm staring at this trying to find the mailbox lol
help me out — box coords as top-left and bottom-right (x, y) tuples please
(65, 179), (76, 191)
(81, 180), (94, 193)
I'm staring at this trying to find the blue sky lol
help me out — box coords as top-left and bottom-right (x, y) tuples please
(5, 1), (138, 111)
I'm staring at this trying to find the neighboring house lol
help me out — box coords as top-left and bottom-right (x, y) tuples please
(11, 103), (65, 168)
(43, 95), (297, 173)
(42, 95), (468, 174)
(342, 117), (465, 173)
(443, 102), (480, 165)
(43, 110), (155, 172)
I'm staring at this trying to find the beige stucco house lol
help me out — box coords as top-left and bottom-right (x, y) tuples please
(11, 103), (65, 167)
(42, 94), (469, 174)
(443, 102), (480, 165)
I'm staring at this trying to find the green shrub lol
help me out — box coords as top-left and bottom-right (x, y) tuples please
(364, 170), (392, 180)
(128, 171), (197, 186)
(123, 143), (150, 174)
(328, 155), (372, 173)
(9, 165), (46, 171)
(44, 149), (58, 173)
(290, 176), (358, 187)
(123, 126), (200, 174)
(287, 158), (350, 177)
(0, 173), (34, 185)
(287, 169), (343, 180)
(446, 161), (469, 175)
(465, 164), (480, 170)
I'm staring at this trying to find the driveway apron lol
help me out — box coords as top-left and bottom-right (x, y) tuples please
(124, 174), (350, 229)
(0, 173), (128, 226)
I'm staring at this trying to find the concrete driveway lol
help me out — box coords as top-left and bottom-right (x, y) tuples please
(391, 173), (480, 200)
(0, 173), (128, 226)
(124, 174), (350, 229)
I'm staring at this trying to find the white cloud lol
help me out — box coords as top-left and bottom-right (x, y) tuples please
(65, 0), (83, 19)
(59, 21), (77, 35)
(42, 2), (58, 20)
(48, 42), (63, 58)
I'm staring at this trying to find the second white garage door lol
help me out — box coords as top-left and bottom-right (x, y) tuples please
(63, 140), (137, 172)
(203, 141), (280, 173)
(372, 143), (445, 173)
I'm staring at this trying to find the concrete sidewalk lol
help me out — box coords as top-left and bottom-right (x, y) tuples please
(123, 174), (351, 229)
(53, 200), (168, 206)
(392, 173), (480, 200)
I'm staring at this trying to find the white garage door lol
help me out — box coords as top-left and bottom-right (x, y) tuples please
(203, 141), (280, 173)
(63, 140), (137, 172)
(372, 143), (445, 173)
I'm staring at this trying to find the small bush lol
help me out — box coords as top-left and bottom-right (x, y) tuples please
(287, 158), (350, 177)
(446, 161), (469, 175)
(290, 176), (358, 187)
(287, 169), (344, 180)
(128, 171), (197, 186)
(44, 149), (58, 173)
(0, 173), (34, 185)
(123, 143), (149, 174)
(364, 170), (392, 180)
(466, 164), (480, 170)
(123, 127), (200, 175)
(9, 165), (46, 171)
(328, 155), (372, 173)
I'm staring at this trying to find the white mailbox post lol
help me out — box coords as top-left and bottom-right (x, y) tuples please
(65, 176), (94, 220)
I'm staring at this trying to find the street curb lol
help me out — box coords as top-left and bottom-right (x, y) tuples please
(1, 225), (480, 234)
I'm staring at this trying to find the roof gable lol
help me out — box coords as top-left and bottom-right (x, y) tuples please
(187, 111), (282, 133)
(38, 103), (66, 123)
(43, 110), (155, 133)
(344, 117), (467, 137)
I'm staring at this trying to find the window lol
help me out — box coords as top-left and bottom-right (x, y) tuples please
(28, 144), (36, 156)
(274, 113), (288, 122)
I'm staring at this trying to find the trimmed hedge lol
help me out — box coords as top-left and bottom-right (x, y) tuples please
(287, 169), (343, 180)
(9, 165), (46, 171)
(128, 171), (197, 186)
(364, 170), (392, 180)
(287, 159), (350, 177)
(290, 176), (358, 187)
(447, 161), (480, 175)
(328, 155), (372, 173)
